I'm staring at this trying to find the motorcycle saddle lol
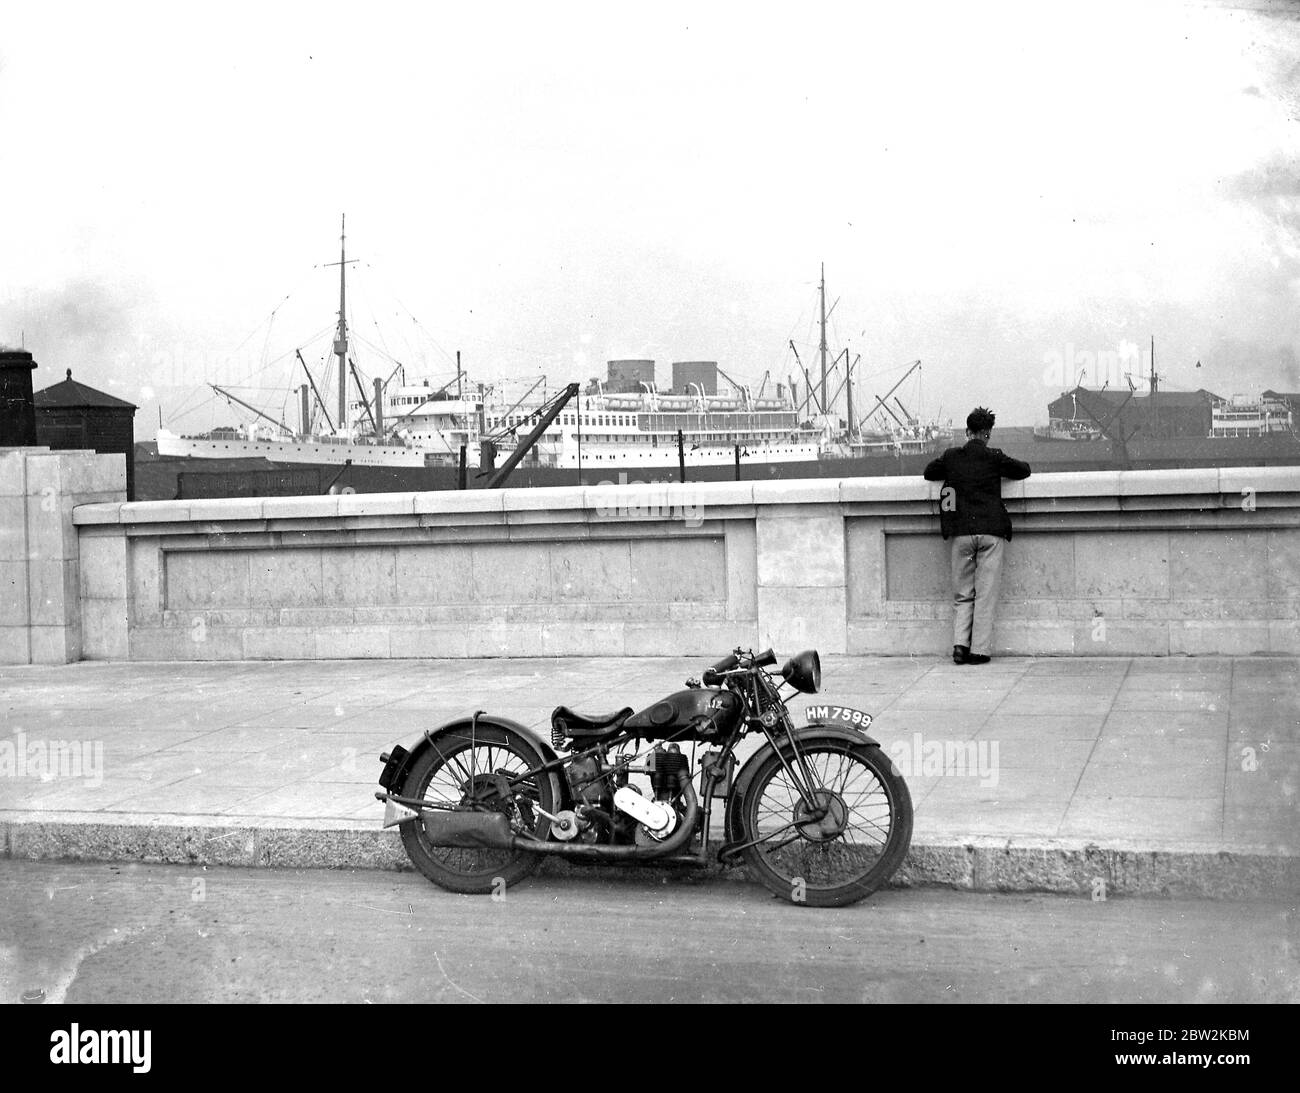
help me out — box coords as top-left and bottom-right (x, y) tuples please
(551, 705), (633, 740)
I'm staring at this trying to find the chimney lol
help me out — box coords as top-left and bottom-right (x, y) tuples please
(0, 349), (38, 445)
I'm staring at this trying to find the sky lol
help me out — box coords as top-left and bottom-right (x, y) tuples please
(3, 0), (1300, 437)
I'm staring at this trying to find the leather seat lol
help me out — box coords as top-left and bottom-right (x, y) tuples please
(551, 705), (633, 740)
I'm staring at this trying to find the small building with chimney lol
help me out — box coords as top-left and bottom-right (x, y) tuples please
(34, 370), (138, 500)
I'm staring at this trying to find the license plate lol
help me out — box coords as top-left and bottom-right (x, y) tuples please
(805, 704), (874, 728)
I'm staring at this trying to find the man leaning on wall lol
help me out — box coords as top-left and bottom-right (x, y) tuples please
(923, 407), (1032, 665)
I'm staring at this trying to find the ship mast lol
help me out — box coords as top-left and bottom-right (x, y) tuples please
(327, 214), (358, 436)
(818, 263), (829, 415)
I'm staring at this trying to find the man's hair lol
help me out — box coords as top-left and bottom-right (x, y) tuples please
(966, 407), (996, 434)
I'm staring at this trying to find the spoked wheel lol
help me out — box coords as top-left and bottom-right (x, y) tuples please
(736, 737), (912, 907)
(399, 724), (561, 894)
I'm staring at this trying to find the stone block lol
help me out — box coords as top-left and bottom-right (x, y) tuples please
(1267, 621), (1300, 654)
(1023, 471), (1123, 499)
(278, 607), (355, 627)
(0, 624), (29, 663)
(245, 548), (323, 609)
(80, 597), (129, 660)
(840, 477), (927, 503)
(624, 620), (755, 656)
(0, 496), (26, 559)
(119, 500), (191, 523)
(1266, 529), (1300, 600)
(29, 623), (79, 664)
(1169, 622), (1271, 656)
(0, 452), (26, 497)
(0, 559), (27, 623)
(336, 492), (417, 518)
(70, 502), (123, 525)
(65, 451), (127, 496)
(752, 479), (841, 506)
(628, 536), (724, 602)
(388, 626), (470, 659)
(845, 518), (886, 618)
(502, 484), (587, 512)
(884, 534), (948, 601)
(723, 521), (757, 620)
(130, 625), (243, 661)
(79, 532), (127, 601)
(321, 545), (397, 605)
(756, 511), (844, 588)
(1169, 529), (1267, 600)
(547, 540), (631, 602)
(757, 585), (847, 653)
(21, 451), (64, 495)
(242, 627), (318, 660)
(540, 622), (625, 657)
(992, 622), (1075, 656)
(1001, 532), (1075, 599)
(470, 543), (551, 603)
(314, 628), (391, 659)
(413, 489), (505, 516)
(261, 495), (342, 520)
(1073, 531), (1169, 598)
(846, 619), (948, 655)
(394, 543), (474, 604)
(27, 558), (78, 626)
(1072, 621), (1170, 656)
(129, 543), (163, 623)
(1117, 467), (1218, 497)
(464, 621), (545, 658)
(168, 549), (255, 610)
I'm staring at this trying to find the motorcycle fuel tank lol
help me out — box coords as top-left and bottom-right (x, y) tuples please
(623, 688), (742, 742)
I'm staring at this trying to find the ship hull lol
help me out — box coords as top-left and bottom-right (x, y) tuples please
(137, 428), (1300, 500)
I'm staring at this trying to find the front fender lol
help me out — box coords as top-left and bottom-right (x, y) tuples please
(724, 724), (882, 843)
(377, 713), (566, 802)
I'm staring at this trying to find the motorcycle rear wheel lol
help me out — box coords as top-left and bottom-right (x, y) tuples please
(737, 738), (912, 907)
(399, 724), (561, 895)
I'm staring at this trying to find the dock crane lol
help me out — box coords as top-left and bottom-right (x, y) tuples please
(481, 383), (579, 488)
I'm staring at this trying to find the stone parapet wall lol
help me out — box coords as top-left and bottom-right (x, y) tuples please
(1, 447), (128, 664)
(66, 466), (1300, 660)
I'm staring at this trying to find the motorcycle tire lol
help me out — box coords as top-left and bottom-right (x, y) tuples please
(399, 723), (562, 895)
(735, 736), (912, 908)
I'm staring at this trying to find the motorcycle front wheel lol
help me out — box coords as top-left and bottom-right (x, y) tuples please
(399, 723), (561, 895)
(736, 738), (912, 907)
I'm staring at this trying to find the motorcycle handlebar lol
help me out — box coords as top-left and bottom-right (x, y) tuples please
(702, 648), (778, 686)
(709, 653), (740, 673)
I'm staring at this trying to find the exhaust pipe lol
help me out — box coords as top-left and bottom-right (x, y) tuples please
(512, 776), (700, 861)
(415, 775), (701, 862)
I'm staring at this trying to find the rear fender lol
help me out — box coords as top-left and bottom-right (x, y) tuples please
(724, 724), (882, 843)
(378, 714), (572, 808)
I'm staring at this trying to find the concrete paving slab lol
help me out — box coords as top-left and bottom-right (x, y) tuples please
(2, 655), (1298, 898)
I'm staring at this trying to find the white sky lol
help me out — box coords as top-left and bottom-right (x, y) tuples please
(3, 0), (1299, 435)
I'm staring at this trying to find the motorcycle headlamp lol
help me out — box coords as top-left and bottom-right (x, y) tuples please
(780, 649), (821, 694)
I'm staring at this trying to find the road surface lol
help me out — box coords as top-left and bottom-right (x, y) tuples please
(1, 861), (1296, 1004)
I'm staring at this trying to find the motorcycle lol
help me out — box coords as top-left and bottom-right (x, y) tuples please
(375, 647), (913, 907)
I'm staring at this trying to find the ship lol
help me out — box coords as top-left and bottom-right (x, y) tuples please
(151, 227), (952, 497)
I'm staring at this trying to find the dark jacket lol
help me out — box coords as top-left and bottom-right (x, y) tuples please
(923, 440), (1031, 541)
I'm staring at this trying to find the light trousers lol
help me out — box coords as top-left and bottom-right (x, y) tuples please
(951, 534), (1006, 655)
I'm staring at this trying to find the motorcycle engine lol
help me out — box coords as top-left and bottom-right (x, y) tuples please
(613, 744), (690, 845)
(563, 744), (690, 845)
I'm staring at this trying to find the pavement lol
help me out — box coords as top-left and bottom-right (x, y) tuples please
(1, 654), (1297, 898)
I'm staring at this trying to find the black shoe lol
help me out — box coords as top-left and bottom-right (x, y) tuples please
(952, 645), (968, 665)
(965, 653), (991, 665)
